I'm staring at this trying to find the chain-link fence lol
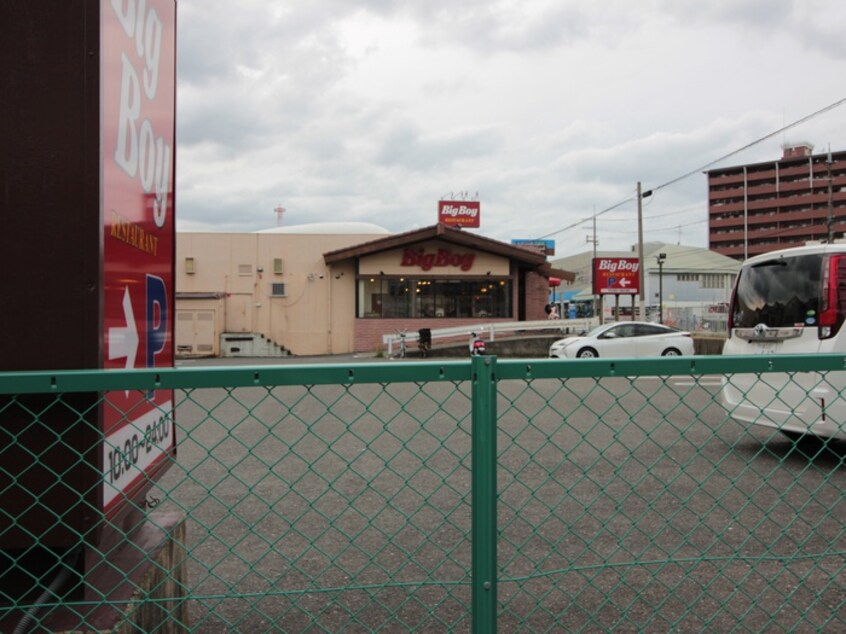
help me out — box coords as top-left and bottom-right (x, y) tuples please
(1, 356), (844, 632)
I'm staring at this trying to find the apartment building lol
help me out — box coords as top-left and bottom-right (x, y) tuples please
(708, 143), (846, 259)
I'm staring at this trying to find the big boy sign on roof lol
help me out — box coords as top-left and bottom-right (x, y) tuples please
(438, 200), (481, 228)
(102, 0), (176, 517)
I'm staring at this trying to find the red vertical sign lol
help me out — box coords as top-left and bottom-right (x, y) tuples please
(101, 0), (176, 517)
(592, 257), (640, 295)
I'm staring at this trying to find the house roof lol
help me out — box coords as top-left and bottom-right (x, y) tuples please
(551, 242), (740, 278)
(324, 223), (575, 281)
(643, 243), (741, 274)
(257, 221), (390, 235)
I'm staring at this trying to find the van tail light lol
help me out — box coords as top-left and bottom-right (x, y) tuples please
(818, 255), (846, 340)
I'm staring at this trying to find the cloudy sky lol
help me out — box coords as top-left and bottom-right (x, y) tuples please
(175, 0), (846, 255)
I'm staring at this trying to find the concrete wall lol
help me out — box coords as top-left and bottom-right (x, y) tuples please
(178, 231), (381, 356)
(403, 334), (727, 358)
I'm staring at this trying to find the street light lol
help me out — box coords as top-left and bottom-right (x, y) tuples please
(656, 252), (666, 324)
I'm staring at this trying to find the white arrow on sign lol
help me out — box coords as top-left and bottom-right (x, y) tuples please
(108, 287), (139, 370)
(618, 278), (631, 287)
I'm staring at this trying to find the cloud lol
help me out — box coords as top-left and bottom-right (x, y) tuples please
(174, 0), (846, 255)
(374, 122), (503, 170)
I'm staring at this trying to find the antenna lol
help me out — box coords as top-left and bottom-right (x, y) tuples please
(275, 205), (286, 226)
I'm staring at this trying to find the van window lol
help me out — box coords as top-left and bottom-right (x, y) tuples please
(732, 254), (823, 328)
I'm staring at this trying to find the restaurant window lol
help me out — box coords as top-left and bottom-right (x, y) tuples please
(384, 278), (411, 318)
(359, 278), (384, 317)
(358, 278), (512, 318)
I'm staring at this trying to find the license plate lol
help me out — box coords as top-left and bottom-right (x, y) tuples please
(751, 341), (779, 354)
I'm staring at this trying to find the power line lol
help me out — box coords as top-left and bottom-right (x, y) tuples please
(538, 95), (846, 240)
(552, 204), (706, 244)
(600, 217), (709, 236)
(643, 208), (704, 220)
(603, 204), (705, 223)
(538, 193), (635, 239)
(652, 96), (846, 194)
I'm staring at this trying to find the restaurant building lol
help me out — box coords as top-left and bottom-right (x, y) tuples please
(176, 222), (573, 356)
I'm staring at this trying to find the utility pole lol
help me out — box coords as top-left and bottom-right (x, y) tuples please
(586, 211), (599, 320)
(637, 182), (653, 321)
(656, 252), (666, 324)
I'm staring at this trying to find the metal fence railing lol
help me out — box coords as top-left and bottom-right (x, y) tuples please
(381, 318), (598, 355)
(1, 356), (844, 632)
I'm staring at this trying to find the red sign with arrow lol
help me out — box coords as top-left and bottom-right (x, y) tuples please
(102, 0), (176, 518)
(592, 257), (640, 295)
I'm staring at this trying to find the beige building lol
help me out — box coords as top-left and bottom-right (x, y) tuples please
(176, 222), (571, 357)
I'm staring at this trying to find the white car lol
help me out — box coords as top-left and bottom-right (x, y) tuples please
(721, 243), (846, 440)
(549, 321), (694, 359)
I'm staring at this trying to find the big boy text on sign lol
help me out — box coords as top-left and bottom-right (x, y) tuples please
(102, 0), (176, 518)
(438, 200), (481, 228)
(592, 257), (640, 295)
(400, 247), (476, 271)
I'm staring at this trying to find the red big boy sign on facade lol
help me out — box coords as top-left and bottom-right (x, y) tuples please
(102, 0), (176, 517)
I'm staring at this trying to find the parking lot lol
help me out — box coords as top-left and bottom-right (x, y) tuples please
(152, 358), (846, 631)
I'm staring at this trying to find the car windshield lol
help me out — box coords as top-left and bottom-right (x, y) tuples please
(733, 254), (823, 328)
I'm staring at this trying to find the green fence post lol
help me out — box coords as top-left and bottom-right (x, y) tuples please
(471, 354), (497, 634)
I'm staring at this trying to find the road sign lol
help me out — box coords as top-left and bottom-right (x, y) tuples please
(593, 257), (640, 295)
(511, 238), (555, 255)
(102, 0), (176, 518)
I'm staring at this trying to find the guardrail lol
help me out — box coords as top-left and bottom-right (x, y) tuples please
(382, 318), (598, 355)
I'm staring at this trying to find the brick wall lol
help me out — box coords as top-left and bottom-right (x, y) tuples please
(524, 270), (552, 321)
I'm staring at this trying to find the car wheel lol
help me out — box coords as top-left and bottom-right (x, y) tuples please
(577, 347), (598, 359)
(661, 348), (682, 356)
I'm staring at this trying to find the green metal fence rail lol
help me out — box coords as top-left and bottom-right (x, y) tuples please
(1, 355), (844, 632)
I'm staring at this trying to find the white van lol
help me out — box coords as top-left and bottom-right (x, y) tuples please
(721, 243), (846, 440)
